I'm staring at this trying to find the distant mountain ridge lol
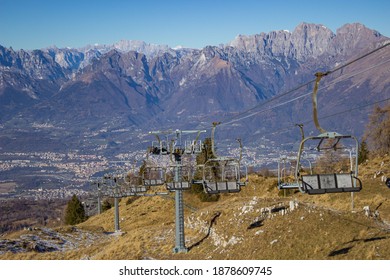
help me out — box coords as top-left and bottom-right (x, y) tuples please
(228, 23), (383, 60)
(0, 22), (389, 158)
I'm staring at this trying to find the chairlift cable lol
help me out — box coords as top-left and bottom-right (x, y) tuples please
(267, 96), (390, 139)
(218, 54), (390, 129)
(312, 72), (329, 134)
(260, 97), (390, 139)
(240, 94), (390, 148)
(327, 41), (390, 75)
(214, 42), (390, 129)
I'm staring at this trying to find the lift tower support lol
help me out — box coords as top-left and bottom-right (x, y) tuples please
(148, 129), (205, 253)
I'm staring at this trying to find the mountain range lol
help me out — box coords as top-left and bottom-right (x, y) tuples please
(1, 22), (389, 173)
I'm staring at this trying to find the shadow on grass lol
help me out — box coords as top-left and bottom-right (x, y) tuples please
(328, 236), (389, 257)
(328, 246), (353, 257)
(188, 211), (221, 251)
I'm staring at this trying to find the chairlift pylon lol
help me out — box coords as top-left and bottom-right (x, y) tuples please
(146, 129), (206, 254)
(144, 129), (206, 189)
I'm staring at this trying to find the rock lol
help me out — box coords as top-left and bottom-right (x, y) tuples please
(363, 206), (370, 217)
(270, 239), (278, 245)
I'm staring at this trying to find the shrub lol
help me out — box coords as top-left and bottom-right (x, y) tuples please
(102, 199), (112, 212)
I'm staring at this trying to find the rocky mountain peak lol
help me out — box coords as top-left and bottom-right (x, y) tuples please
(289, 22), (335, 59)
(336, 22), (382, 37)
(332, 23), (384, 53)
(227, 22), (385, 61)
(112, 40), (170, 58)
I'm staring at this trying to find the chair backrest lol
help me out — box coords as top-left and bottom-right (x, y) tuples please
(142, 167), (166, 186)
(300, 173), (362, 194)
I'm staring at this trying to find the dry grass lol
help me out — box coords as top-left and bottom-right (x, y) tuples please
(1, 156), (389, 260)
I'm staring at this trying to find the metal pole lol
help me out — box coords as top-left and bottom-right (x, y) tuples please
(114, 182), (120, 232)
(97, 183), (102, 215)
(173, 160), (187, 253)
(114, 197), (120, 231)
(349, 149), (354, 211)
(97, 194), (102, 215)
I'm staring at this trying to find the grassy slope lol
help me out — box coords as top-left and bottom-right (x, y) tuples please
(1, 155), (389, 260)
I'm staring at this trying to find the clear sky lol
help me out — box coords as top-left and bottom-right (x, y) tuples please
(1, 0), (389, 50)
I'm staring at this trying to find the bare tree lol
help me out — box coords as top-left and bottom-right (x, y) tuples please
(364, 104), (390, 156)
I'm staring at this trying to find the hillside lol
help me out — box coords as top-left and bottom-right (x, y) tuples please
(1, 155), (389, 260)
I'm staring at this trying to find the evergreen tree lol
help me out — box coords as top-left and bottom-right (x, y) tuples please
(358, 140), (369, 164)
(64, 194), (87, 225)
(192, 137), (220, 202)
(196, 137), (215, 165)
(139, 161), (147, 181)
(102, 199), (112, 212)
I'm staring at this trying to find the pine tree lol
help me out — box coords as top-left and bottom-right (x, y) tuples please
(195, 137), (214, 165)
(192, 137), (220, 202)
(102, 199), (112, 212)
(358, 140), (369, 164)
(64, 194), (87, 225)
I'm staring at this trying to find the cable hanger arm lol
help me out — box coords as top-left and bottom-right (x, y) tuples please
(312, 72), (330, 134)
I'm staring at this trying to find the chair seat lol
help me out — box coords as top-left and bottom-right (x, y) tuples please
(300, 173), (362, 195)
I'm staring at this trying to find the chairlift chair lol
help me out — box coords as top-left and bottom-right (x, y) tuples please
(238, 164), (249, 187)
(123, 169), (146, 190)
(202, 158), (243, 194)
(142, 166), (166, 186)
(99, 173), (122, 198)
(165, 164), (193, 191)
(149, 132), (170, 155)
(106, 173), (166, 197)
(150, 140), (169, 155)
(294, 72), (362, 195)
(182, 129), (205, 155)
(199, 123), (248, 194)
(184, 139), (203, 154)
(277, 153), (313, 190)
(277, 156), (300, 190)
(119, 171), (148, 194)
(295, 133), (362, 194)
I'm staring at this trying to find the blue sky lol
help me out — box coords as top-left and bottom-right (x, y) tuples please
(1, 0), (389, 50)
